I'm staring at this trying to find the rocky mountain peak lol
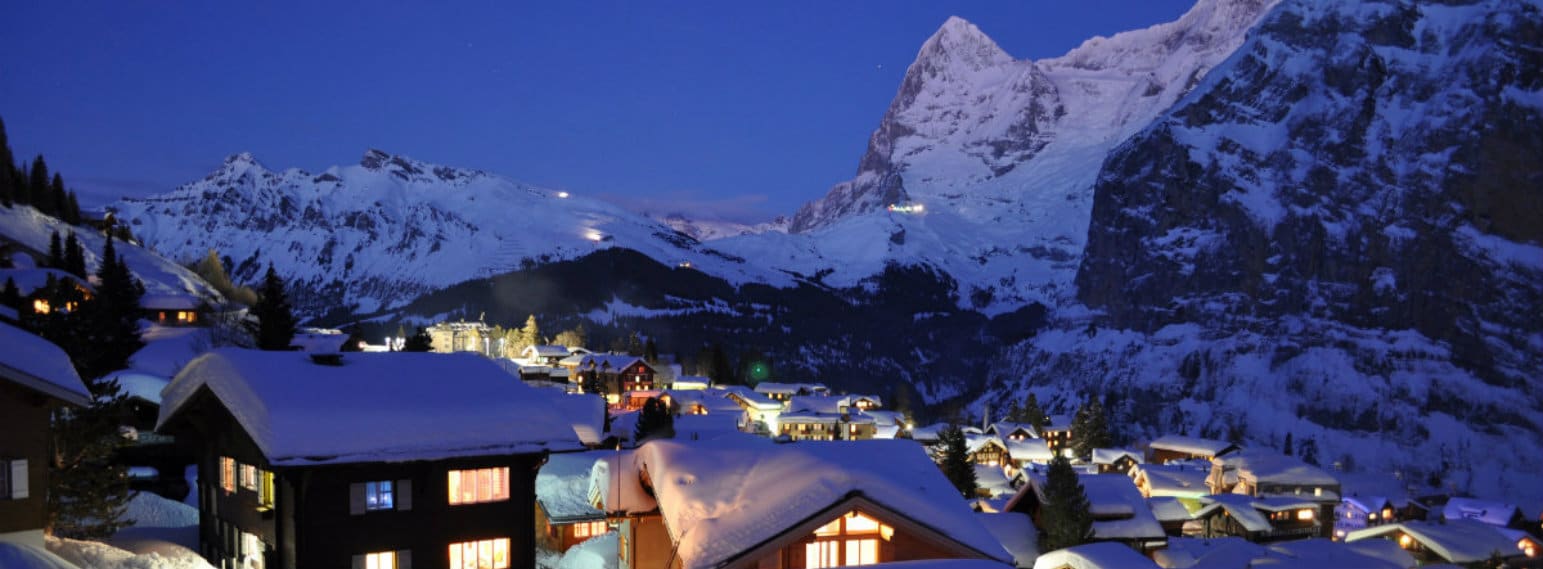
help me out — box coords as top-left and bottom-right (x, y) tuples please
(913, 16), (1013, 74)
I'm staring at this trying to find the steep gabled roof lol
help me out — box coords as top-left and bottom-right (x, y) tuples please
(157, 349), (582, 465)
(1147, 435), (1237, 458)
(0, 321), (90, 406)
(537, 451), (607, 522)
(634, 434), (1011, 568)
(1345, 520), (1521, 563)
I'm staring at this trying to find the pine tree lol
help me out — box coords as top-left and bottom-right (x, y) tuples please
(1, 277), (20, 309)
(402, 327), (434, 352)
(64, 191), (82, 225)
(1022, 392), (1049, 435)
(78, 234), (145, 379)
(51, 173), (69, 221)
(16, 162), (31, 208)
(48, 231), (63, 268)
(1071, 397), (1112, 459)
(633, 396), (675, 443)
(708, 344), (733, 385)
(937, 425), (977, 498)
(29, 155), (50, 213)
(551, 327), (586, 350)
(644, 338), (658, 364)
(1299, 436), (1319, 466)
(1039, 455), (1093, 552)
(63, 233), (86, 279)
(1283, 432), (1295, 456)
(250, 265), (297, 351)
(49, 374), (132, 538)
(0, 114), (12, 207)
(340, 324), (365, 352)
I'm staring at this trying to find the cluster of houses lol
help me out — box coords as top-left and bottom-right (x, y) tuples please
(4, 315), (1542, 569)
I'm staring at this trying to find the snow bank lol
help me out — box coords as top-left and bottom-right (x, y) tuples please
(0, 541), (79, 569)
(555, 531), (617, 569)
(46, 536), (213, 569)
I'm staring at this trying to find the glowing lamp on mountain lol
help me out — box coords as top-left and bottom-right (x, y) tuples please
(585, 231), (604, 242)
(557, 191), (569, 198)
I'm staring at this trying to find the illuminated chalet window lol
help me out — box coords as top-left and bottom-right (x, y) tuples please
(449, 538), (509, 569)
(219, 457), (236, 493)
(805, 511), (892, 568)
(239, 464), (258, 491)
(572, 520), (607, 538)
(448, 467), (509, 505)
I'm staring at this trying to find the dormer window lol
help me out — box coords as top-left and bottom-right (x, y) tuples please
(806, 511), (893, 568)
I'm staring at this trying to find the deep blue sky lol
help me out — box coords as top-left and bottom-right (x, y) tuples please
(1, 1), (1193, 222)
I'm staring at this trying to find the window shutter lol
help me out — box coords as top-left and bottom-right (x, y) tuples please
(396, 549), (412, 569)
(396, 479), (412, 511)
(11, 459), (27, 499)
(351, 554), (364, 569)
(349, 483), (365, 515)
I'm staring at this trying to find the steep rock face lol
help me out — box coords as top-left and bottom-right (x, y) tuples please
(760, 1), (1277, 312)
(114, 151), (778, 317)
(1076, 0), (1542, 383)
(1015, 0), (1543, 508)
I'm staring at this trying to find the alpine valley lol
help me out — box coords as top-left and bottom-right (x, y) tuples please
(112, 0), (1542, 508)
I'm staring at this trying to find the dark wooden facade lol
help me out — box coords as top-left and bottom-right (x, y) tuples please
(164, 387), (547, 569)
(577, 360), (655, 408)
(0, 379), (59, 542)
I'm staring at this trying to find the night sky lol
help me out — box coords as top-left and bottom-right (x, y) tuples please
(0, 1), (1193, 222)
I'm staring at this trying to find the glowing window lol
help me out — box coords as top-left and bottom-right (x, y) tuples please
(239, 464), (258, 491)
(364, 551), (396, 569)
(805, 511), (892, 567)
(844, 539), (878, 565)
(448, 538), (508, 569)
(572, 521), (607, 538)
(220, 457), (236, 494)
(1298, 509), (1315, 521)
(448, 467), (509, 505)
(366, 480), (394, 511)
(806, 541), (839, 568)
(259, 471), (276, 508)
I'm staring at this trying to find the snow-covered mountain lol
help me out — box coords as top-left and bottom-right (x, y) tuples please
(114, 150), (786, 316)
(711, 0), (1279, 311)
(0, 205), (222, 303)
(997, 0), (1543, 510)
(655, 213), (789, 242)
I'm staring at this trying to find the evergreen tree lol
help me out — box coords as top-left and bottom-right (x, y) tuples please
(1071, 397), (1112, 459)
(1283, 432), (1295, 456)
(1022, 392), (1049, 434)
(624, 332), (643, 356)
(15, 162), (31, 208)
(48, 231), (63, 268)
(250, 265), (297, 351)
(0, 114), (12, 207)
(29, 155), (50, 213)
(340, 324), (366, 352)
(63, 233), (86, 278)
(644, 338), (658, 363)
(937, 425), (977, 498)
(551, 326), (586, 350)
(49, 375), (132, 539)
(1039, 455), (1093, 552)
(1299, 436), (1319, 466)
(77, 234), (145, 380)
(508, 314), (539, 355)
(51, 173), (69, 221)
(1, 277), (19, 309)
(633, 396), (675, 443)
(64, 191), (82, 225)
(402, 327), (434, 352)
(707, 343), (733, 385)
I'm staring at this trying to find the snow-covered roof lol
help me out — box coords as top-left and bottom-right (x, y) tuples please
(1345, 520), (1522, 563)
(715, 385), (783, 409)
(139, 293), (201, 310)
(550, 393), (607, 446)
(673, 413), (742, 440)
(976, 512), (1039, 568)
(1442, 497), (1521, 527)
(752, 381), (826, 395)
(1079, 474), (1167, 540)
(523, 345), (570, 358)
(537, 451), (607, 522)
(0, 541), (79, 569)
(106, 370), (171, 404)
(1155, 537), (1265, 569)
(590, 450), (656, 515)
(1005, 438), (1053, 462)
(1268, 539), (1413, 569)
(1192, 494), (1274, 533)
(0, 267), (94, 295)
(672, 375), (710, 389)
(779, 395), (877, 424)
(865, 409), (906, 426)
(1147, 435), (1237, 458)
(555, 530), (617, 569)
(976, 464), (1014, 498)
(1031, 542), (1157, 569)
(157, 349), (582, 465)
(0, 321), (90, 405)
(1215, 449), (1339, 492)
(910, 422), (950, 441)
(289, 332), (351, 353)
(1039, 415), (1073, 432)
(578, 354), (649, 372)
(1091, 448), (1142, 466)
(1342, 495), (1391, 514)
(966, 434), (1008, 455)
(634, 434), (1012, 568)
(1146, 497), (1191, 523)
(1131, 463), (1210, 498)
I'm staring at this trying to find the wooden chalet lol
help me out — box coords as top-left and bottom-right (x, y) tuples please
(966, 435), (1010, 467)
(1346, 519), (1536, 566)
(1090, 449), (1143, 474)
(1037, 415), (1074, 458)
(0, 323), (92, 548)
(753, 382), (829, 403)
(1006, 472), (1169, 555)
(535, 452), (610, 555)
(0, 268), (93, 316)
(574, 355), (655, 409)
(1186, 494), (1324, 542)
(777, 396), (877, 441)
(1147, 435), (1239, 464)
(616, 435), (1015, 569)
(1207, 449), (1341, 538)
(156, 349), (583, 569)
(141, 293), (207, 326)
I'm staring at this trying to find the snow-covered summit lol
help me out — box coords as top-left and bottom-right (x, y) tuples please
(114, 150), (785, 316)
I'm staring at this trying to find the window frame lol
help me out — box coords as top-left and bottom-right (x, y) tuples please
(220, 457), (236, 494)
(365, 480), (395, 511)
(448, 538), (509, 569)
(447, 467), (510, 505)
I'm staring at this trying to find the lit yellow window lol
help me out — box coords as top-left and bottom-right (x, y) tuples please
(573, 521), (607, 538)
(448, 538), (508, 569)
(220, 457), (236, 494)
(1297, 509), (1315, 521)
(447, 467), (510, 505)
(364, 551), (395, 569)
